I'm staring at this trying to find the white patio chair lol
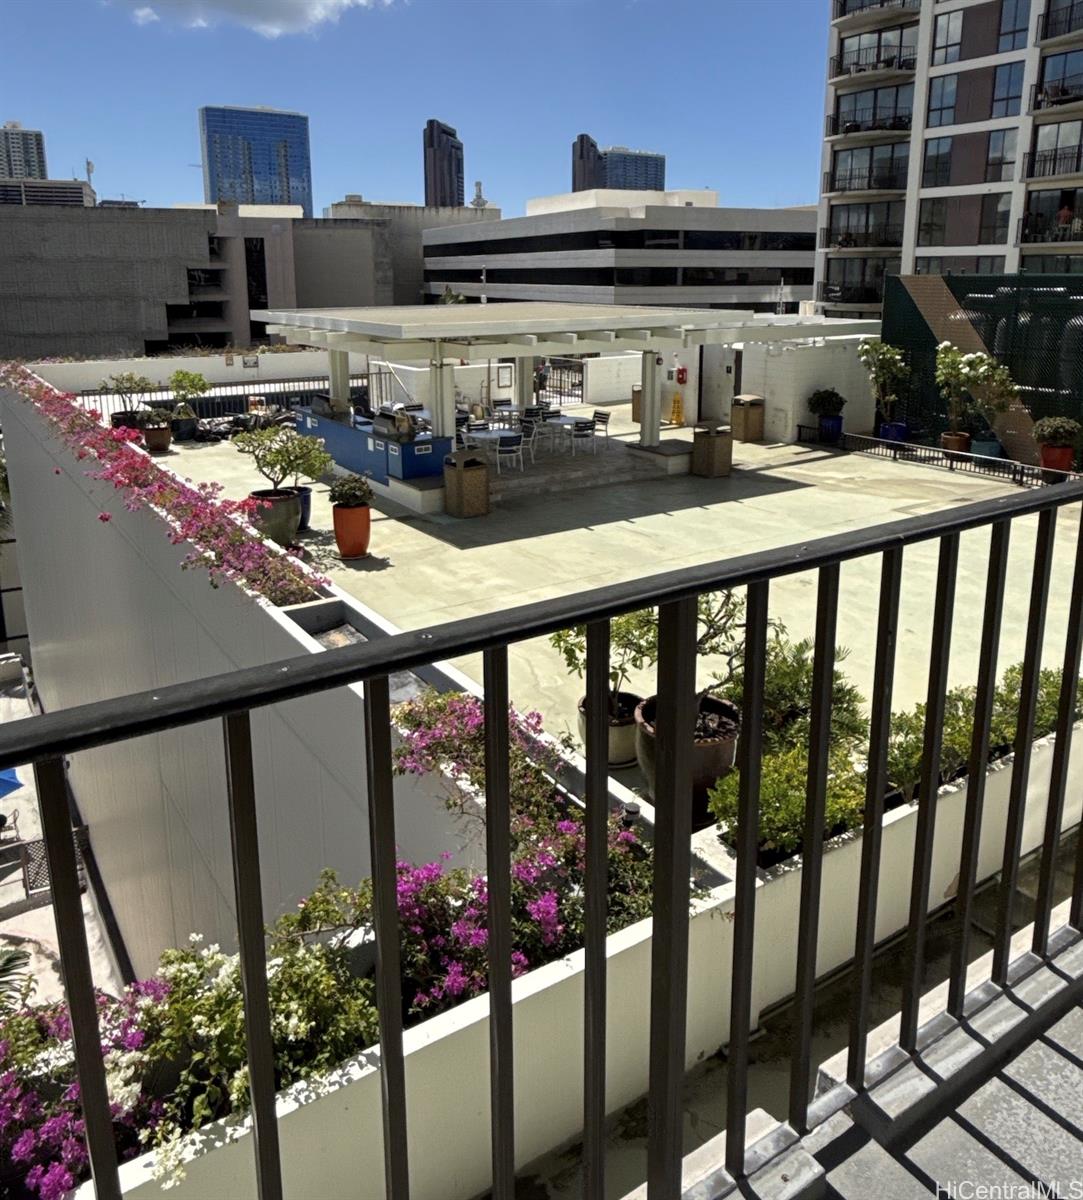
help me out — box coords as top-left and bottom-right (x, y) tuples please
(520, 420), (540, 464)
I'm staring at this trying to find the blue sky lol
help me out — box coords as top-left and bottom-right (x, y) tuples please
(5, 0), (828, 214)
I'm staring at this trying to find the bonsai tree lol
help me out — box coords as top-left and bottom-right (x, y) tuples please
(1033, 415), (1082, 447)
(328, 474), (374, 507)
(132, 407), (169, 429)
(550, 609), (658, 720)
(168, 369), (209, 410)
(857, 339), (909, 423)
(807, 388), (847, 417)
(232, 426), (299, 492)
(102, 371), (154, 411)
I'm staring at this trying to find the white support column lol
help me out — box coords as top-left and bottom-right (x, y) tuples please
(514, 356), (533, 411)
(640, 351), (661, 447)
(328, 349), (351, 416)
(429, 339), (456, 438)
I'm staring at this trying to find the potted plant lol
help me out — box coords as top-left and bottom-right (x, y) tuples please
(967, 411), (1001, 459)
(168, 369), (210, 419)
(102, 372), (154, 429)
(550, 610), (656, 768)
(328, 473), (373, 559)
(232, 426), (304, 546)
(807, 388), (847, 445)
(857, 339), (909, 440)
(133, 406), (172, 454)
(170, 403), (198, 442)
(282, 432), (334, 531)
(1033, 415), (1081, 476)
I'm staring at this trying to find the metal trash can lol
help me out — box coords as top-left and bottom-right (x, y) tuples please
(443, 451), (490, 517)
(692, 424), (733, 477)
(731, 394), (765, 442)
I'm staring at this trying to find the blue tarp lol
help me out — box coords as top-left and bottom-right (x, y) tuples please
(0, 768), (22, 800)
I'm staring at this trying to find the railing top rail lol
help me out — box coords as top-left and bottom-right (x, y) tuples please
(2, 481), (1082, 771)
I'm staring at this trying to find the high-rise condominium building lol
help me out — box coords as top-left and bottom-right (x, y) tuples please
(199, 106), (313, 218)
(423, 119), (465, 207)
(1, 121), (47, 180)
(571, 134), (666, 191)
(817, 0), (1083, 317)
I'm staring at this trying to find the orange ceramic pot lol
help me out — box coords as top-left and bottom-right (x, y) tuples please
(1040, 444), (1075, 473)
(333, 504), (371, 558)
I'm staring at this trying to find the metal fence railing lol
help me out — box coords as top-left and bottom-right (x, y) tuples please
(826, 107), (913, 136)
(5, 476), (1083, 1198)
(832, 0), (919, 18)
(1041, 0), (1083, 40)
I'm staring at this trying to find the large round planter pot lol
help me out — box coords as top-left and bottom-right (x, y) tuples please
(879, 420), (908, 442)
(818, 414), (843, 445)
(111, 410), (141, 430)
(1040, 444), (1075, 474)
(940, 431), (971, 457)
(970, 437), (1001, 459)
(142, 424), (172, 454)
(293, 485), (313, 531)
(332, 504), (371, 559)
(576, 691), (641, 768)
(171, 417), (198, 442)
(250, 489), (302, 546)
(634, 694), (741, 827)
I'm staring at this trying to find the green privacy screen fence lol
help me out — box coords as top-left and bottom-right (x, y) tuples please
(881, 273), (1083, 438)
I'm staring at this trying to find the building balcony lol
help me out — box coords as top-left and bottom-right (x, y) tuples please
(1024, 145), (1083, 180)
(828, 45), (917, 83)
(823, 167), (909, 194)
(821, 224), (904, 249)
(1039, 0), (1083, 42)
(1030, 73), (1083, 113)
(817, 278), (884, 303)
(1017, 213), (1083, 244)
(825, 108), (913, 138)
(831, 0), (919, 28)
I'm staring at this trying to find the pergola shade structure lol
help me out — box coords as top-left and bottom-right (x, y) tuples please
(254, 302), (880, 444)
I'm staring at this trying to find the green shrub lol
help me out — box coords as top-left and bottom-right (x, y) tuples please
(1032, 416), (1081, 448)
(807, 388), (847, 417)
(328, 473), (374, 508)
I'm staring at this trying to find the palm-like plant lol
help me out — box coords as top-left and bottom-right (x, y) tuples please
(0, 946), (31, 1012)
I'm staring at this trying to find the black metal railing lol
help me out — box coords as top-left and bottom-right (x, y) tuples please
(826, 107), (913, 136)
(6, 481), (1083, 1199)
(821, 224), (904, 248)
(833, 0), (919, 18)
(1040, 0), (1083, 40)
(817, 279), (885, 303)
(829, 45), (917, 77)
(1024, 144), (1083, 178)
(1017, 212), (1083, 244)
(1031, 73), (1083, 111)
(823, 167), (909, 192)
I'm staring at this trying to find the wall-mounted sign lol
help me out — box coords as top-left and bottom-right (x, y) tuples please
(224, 354), (234, 366)
(496, 365), (513, 389)
(242, 355), (259, 369)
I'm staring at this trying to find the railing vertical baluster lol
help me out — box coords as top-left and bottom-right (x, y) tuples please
(789, 564), (839, 1133)
(948, 521), (1011, 1016)
(900, 533), (959, 1052)
(1035, 513), (1083, 954)
(725, 581), (770, 1179)
(583, 621), (610, 1198)
(847, 547), (902, 1089)
(222, 712), (284, 1200)
(993, 509), (1058, 982)
(363, 675), (411, 1199)
(35, 756), (122, 1200)
(483, 647), (515, 1196)
(646, 596), (699, 1200)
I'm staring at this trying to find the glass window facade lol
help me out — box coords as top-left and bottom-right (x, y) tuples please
(836, 24), (918, 73)
(199, 106), (313, 217)
(999, 0), (1030, 51)
(928, 75), (957, 127)
(923, 137), (953, 186)
(979, 193), (1012, 243)
(991, 62), (1025, 118)
(986, 129), (1017, 182)
(932, 10), (962, 64)
(1032, 120), (1083, 178)
(832, 141), (909, 190)
(1039, 50), (1083, 106)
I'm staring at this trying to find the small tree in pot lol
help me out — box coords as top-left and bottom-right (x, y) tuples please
(328, 473), (374, 559)
(857, 339), (909, 440)
(1033, 415), (1081, 476)
(282, 434), (334, 531)
(133, 406), (172, 453)
(168, 369), (209, 417)
(232, 426), (306, 546)
(807, 388), (847, 445)
(550, 609), (657, 768)
(102, 372), (154, 429)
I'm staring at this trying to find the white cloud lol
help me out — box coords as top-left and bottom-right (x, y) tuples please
(117, 0), (391, 37)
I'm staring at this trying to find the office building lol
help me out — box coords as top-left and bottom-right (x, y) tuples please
(817, 0), (1083, 316)
(0, 121), (47, 180)
(0, 178), (94, 207)
(423, 189), (814, 311)
(423, 119), (465, 207)
(199, 105), (313, 218)
(571, 134), (666, 191)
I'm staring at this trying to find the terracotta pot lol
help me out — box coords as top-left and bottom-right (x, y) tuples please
(940, 431), (971, 455)
(333, 504), (371, 558)
(250, 489), (302, 546)
(634, 694), (741, 827)
(576, 691), (641, 768)
(1039, 444), (1075, 473)
(142, 424), (172, 454)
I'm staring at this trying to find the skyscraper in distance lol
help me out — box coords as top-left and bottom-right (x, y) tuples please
(1, 122), (48, 180)
(572, 134), (605, 191)
(199, 106), (313, 217)
(423, 119), (465, 207)
(571, 135), (665, 191)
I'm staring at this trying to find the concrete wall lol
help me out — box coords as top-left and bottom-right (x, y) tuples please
(0, 393), (461, 976)
(292, 221), (391, 308)
(738, 337), (875, 442)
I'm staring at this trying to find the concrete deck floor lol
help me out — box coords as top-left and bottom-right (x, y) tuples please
(166, 401), (1082, 750)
